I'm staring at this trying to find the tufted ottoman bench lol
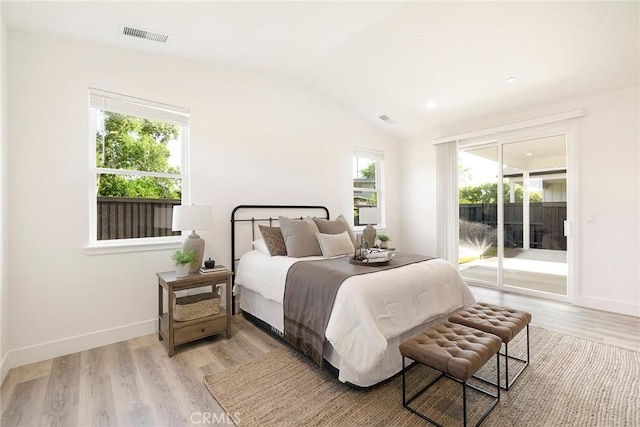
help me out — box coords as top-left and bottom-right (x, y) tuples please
(399, 321), (502, 427)
(449, 302), (531, 390)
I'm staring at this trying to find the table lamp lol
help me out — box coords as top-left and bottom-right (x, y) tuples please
(172, 204), (213, 273)
(358, 207), (380, 248)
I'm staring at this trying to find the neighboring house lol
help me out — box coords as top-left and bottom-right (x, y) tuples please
(353, 177), (375, 207)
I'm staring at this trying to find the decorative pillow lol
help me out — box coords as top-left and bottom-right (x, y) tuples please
(316, 231), (355, 258)
(258, 225), (287, 256)
(252, 238), (270, 255)
(313, 214), (357, 246)
(278, 216), (323, 257)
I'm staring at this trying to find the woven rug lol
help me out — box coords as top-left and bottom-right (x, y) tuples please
(204, 327), (639, 426)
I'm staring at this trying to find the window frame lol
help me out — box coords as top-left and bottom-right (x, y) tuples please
(352, 147), (385, 231)
(85, 89), (190, 254)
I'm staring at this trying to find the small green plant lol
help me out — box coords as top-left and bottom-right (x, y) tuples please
(172, 249), (196, 265)
(378, 234), (391, 242)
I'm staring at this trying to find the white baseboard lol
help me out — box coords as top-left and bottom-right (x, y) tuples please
(0, 351), (9, 385)
(1, 318), (157, 384)
(575, 294), (640, 317)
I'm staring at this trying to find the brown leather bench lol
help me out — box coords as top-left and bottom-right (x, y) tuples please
(449, 302), (531, 390)
(400, 321), (502, 426)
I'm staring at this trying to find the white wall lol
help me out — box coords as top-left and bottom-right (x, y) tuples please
(399, 132), (439, 257)
(400, 85), (640, 317)
(0, 9), (9, 382)
(3, 30), (400, 370)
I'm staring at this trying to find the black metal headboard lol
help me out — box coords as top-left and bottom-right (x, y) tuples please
(230, 204), (330, 314)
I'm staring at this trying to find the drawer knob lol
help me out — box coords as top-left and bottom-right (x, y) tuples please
(201, 328), (205, 333)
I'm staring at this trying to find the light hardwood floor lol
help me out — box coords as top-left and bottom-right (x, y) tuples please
(1, 316), (280, 427)
(2, 287), (638, 426)
(469, 285), (640, 352)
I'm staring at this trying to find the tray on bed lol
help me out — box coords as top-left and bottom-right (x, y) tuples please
(349, 252), (396, 266)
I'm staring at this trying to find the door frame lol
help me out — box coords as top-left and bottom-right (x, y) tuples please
(457, 120), (579, 304)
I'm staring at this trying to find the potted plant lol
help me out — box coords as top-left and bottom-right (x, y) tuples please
(172, 249), (196, 278)
(378, 233), (391, 249)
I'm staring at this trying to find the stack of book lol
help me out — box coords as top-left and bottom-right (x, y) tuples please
(199, 265), (228, 275)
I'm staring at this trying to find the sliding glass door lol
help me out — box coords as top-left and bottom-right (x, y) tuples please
(458, 135), (569, 297)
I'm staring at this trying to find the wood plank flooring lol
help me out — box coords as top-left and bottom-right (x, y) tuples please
(469, 285), (640, 352)
(2, 288), (638, 426)
(1, 317), (281, 427)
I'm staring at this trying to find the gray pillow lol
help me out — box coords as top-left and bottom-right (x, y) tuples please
(313, 214), (357, 247)
(278, 216), (323, 257)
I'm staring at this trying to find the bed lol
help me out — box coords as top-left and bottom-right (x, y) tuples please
(231, 205), (475, 387)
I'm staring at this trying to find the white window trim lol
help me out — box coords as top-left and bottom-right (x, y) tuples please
(353, 147), (385, 231)
(85, 89), (190, 254)
(84, 236), (183, 255)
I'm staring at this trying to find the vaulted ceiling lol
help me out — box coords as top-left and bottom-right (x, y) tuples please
(3, 1), (639, 140)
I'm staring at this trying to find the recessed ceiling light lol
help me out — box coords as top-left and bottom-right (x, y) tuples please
(506, 77), (516, 83)
(525, 152), (533, 156)
(426, 101), (438, 109)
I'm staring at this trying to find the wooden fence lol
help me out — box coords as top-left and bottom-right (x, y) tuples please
(459, 202), (566, 250)
(97, 197), (181, 240)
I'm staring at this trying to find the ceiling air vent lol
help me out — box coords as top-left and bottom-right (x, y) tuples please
(379, 115), (395, 124)
(122, 25), (169, 43)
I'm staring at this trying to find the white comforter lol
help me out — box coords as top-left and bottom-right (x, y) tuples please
(235, 250), (475, 375)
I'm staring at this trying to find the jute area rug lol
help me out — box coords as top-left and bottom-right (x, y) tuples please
(204, 327), (639, 426)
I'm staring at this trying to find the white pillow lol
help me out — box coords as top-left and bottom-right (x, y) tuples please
(312, 214), (357, 247)
(316, 231), (355, 258)
(252, 238), (270, 255)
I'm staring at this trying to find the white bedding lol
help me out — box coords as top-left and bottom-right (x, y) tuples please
(235, 250), (475, 385)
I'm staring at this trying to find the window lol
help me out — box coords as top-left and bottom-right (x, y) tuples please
(353, 148), (384, 227)
(88, 89), (189, 247)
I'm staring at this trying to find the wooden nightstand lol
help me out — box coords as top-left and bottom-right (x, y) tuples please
(156, 269), (232, 356)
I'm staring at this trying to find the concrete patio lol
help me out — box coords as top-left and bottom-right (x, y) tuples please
(459, 247), (567, 295)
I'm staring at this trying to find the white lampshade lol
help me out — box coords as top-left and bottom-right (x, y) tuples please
(359, 207), (380, 225)
(172, 205), (213, 232)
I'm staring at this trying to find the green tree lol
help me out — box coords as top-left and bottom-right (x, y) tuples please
(459, 182), (503, 204)
(459, 182), (542, 204)
(97, 112), (181, 198)
(529, 191), (542, 202)
(360, 162), (376, 179)
(368, 191), (377, 207)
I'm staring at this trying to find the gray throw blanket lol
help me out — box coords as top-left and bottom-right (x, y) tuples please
(283, 252), (434, 366)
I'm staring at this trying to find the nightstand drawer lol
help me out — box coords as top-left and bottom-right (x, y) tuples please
(174, 317), (227, 344)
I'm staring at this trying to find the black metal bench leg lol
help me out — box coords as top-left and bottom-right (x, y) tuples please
(497, 351), (501, 401)
(402, 356), (406, 406)
(402, 354), (500, 427)
(504, 342), (509, 390)
(505, 323), (530, 390)
(463, 381), (467, 427)
(527, 323), (530, 363)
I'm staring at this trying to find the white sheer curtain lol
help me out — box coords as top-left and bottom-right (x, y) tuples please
(436, 141), (458, 264)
